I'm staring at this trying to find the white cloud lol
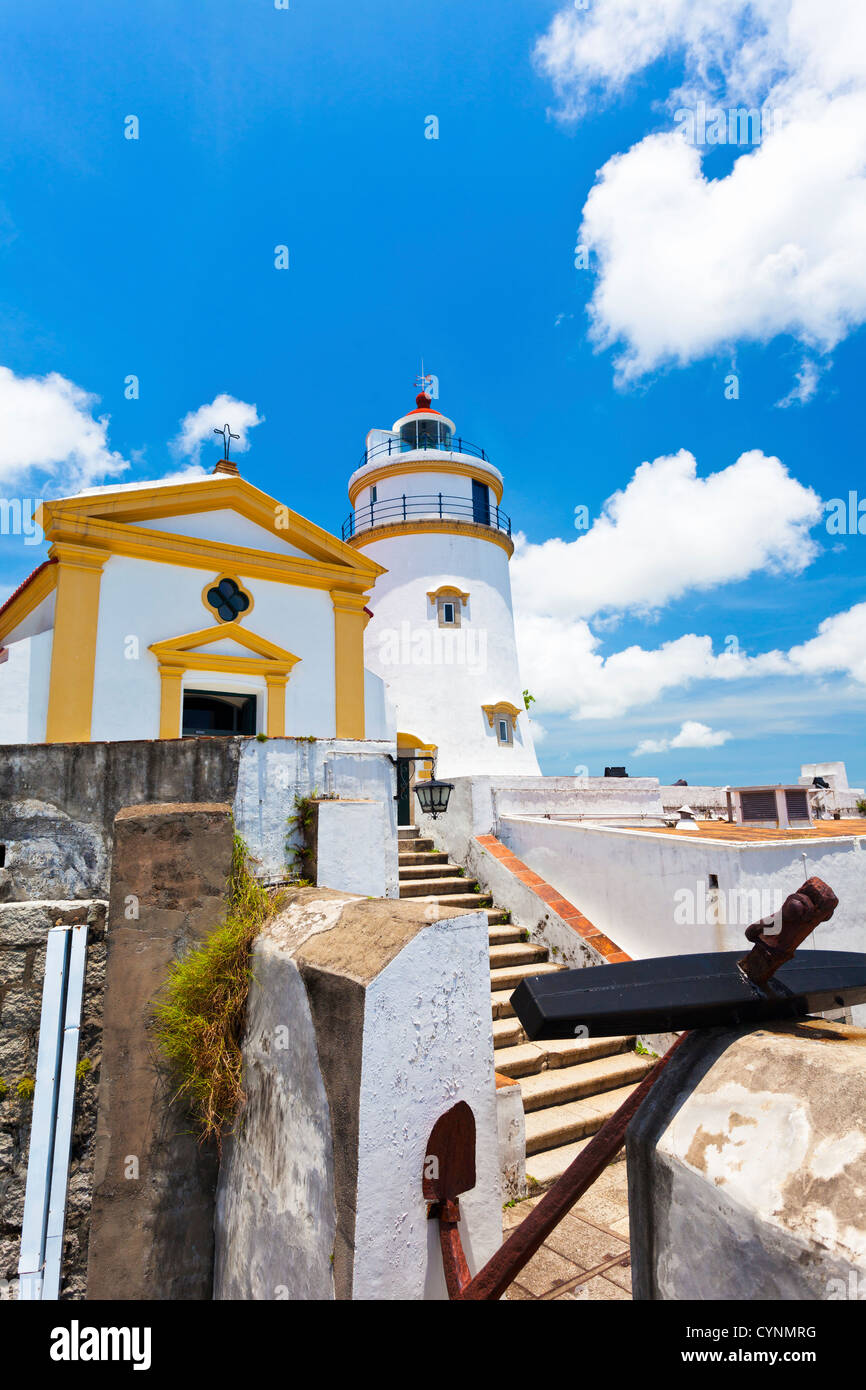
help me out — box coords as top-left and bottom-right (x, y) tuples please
(171, 394), (264, 463)
(0, 366), (128, 492)
(632, 720), (732, 755)
(511, 448), (821, 621)
(775, 357), (823, 408)
(536, 0), (866, 384)
(516, 613), (787, 719)
(786, 603), (866, 684)
(516, 601), (866, 725)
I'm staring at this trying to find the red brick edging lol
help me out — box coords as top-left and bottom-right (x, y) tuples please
(475, 834), (630, 965)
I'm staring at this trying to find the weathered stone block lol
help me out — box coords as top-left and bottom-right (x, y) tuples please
(628, 1019), (866, 1300)
(215, 888), (502, 1301)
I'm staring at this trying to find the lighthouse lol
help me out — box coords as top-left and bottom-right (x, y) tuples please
(342, 386), (540, 820)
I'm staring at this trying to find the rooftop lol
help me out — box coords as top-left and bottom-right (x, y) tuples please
(629, 819), (866, 842)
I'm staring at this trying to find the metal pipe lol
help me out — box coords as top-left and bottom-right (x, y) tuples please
(17, 923), (88, 1300)
(42, 923), (89, 1299)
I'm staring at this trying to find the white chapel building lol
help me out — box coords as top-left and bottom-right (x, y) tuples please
(0, 388), (539, 802)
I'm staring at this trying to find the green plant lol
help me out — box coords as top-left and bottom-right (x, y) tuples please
(0, 1077), (7, 1101)
(634, 1040), (659, 1059)
(16, 1077), (35, 1102)
(152, 833), (279, 1147)
(285, 793), (319, 882)
(520, 928), (529, 942)
(255, 732), (268, 743)
(857, 798), (866, 815)
(75, 1057), (92, 1083)
(522, 689), (536, 712)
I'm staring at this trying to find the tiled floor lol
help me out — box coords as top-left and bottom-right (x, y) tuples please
(502, 1159), (632, 1301)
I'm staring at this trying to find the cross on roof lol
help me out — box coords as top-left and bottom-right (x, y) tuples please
(214, 423), (240, 461)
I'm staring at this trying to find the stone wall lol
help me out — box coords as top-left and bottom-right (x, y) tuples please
(0, 898), (107, 1300)
(86, 803), (234, 1300)
(0, 739), (241, 901)
(0, 735), (398, 902)
(215, 888), (503, 1300)
(628, 1019), (866, 1300)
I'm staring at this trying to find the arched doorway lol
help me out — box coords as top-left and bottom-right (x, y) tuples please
(396, 731), (438, 827)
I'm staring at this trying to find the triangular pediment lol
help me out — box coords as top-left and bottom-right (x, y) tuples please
(39, 476), (384, 585)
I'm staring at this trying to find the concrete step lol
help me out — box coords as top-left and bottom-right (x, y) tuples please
(398, 862), (459, 880)
(491, 988), (516, 1020)
(399, 877), (486, 899)
(492, 1035), (635, 1080)
(398, 826), (419, 839)
(525, 1081), (645, 1156)
(398, 851), (449, 867)
(488, 941), (548, 971)
(489, 924), (524, 945)
(489, 960), (564, 992)
(524, 1136), (627, 1191)
(517, 1051), (655, 1113)
(411, 892), (494, 909)
(486, 908), (511, 926)
(407, 836), (434, 852)
(493, 1016), (526, 1048)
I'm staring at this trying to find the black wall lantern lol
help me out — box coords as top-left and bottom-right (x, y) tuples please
(388, 753), (454, 819)
(414, 775), (454, 819)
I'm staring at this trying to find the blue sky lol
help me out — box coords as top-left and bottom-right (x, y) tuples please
(0, 0), (863, 785)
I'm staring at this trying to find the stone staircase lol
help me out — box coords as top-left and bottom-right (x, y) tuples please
(398, 826), (656, 1189)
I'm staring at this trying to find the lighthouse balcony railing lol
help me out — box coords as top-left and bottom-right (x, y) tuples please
(358, 435), (491, 469)
(342, 493), (512, 541)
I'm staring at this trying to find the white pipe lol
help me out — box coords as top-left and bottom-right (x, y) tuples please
(17, 922), (88, 1301)
(42, 923), (89, 1299)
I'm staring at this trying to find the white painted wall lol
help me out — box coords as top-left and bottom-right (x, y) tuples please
(0, 630), (52, 743)
(233, 738), (399, 896)
(136, 507), (310, 557)
(499, 815), (866, 965)
(353, 910), (502, 1299)
(89, 553), (337, 740)
(361, 531), (539, 777)
(315, 800), (388, 897)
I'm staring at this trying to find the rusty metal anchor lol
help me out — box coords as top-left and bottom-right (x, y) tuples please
(425, 876), (861, 1300)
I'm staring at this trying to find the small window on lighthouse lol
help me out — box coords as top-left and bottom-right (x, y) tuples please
(443, 602), (455, 624)
(497, 718), (513, 746)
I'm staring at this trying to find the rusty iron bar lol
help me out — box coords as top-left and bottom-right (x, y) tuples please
(435, 874), (839, 1301)
(455, 1032), (690, 1301)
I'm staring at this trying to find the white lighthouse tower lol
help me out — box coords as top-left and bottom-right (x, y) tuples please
(343, 385), (540, 819)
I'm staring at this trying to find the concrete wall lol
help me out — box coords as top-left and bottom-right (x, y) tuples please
(215, 890), (502, 1300)
(497, 815), (866, 964)
(86, 803), (234, 1300)
(0, 899), (107, 1300)
(310, 800), (389, 898)
(0, 735), (398, 901)
(629, 1020), (866, 1300)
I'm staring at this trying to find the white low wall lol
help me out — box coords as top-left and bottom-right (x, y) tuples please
(232, 737), (399, 896)
(498, 816), (866, 964)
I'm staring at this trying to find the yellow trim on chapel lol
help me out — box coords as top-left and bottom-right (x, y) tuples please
(0, 560), (59, 645)
(148, 625), (301, 738)
(331, 590), (368, 738)
(45, 543), (109, 743)
(349, 458), (503, 507)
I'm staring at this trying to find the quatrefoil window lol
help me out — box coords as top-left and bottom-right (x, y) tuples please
(204, 575), (252, 624)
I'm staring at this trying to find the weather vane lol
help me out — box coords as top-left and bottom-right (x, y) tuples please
(214, 423), (240, 461)
(415, 359), (434, 397)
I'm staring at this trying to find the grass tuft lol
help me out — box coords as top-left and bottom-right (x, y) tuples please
(152, 832), (280, 1148)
